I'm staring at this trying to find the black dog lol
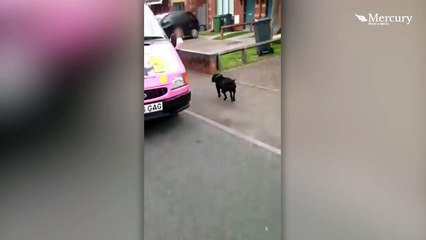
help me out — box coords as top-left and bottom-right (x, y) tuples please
(211, 73), (237, 102)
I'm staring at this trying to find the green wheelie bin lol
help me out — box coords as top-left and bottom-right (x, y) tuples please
(252, 17), (274, 56)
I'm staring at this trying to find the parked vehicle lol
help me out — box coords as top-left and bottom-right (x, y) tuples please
(155, 13), (168, 22)
(144, 4), (191, 121)
(159, 11), (200, 39)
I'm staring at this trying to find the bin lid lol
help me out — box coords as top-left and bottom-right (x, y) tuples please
(253, 18), (271, 25)
(254, 17), (271, 22)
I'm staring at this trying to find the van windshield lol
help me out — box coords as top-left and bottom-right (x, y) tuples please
(144, 5), (167, 39)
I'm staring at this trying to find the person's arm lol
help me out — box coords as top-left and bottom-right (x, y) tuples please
(176, 37), (184, 49)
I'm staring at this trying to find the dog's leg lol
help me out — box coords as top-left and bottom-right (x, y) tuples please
(231, 89), (236, 102)
(216, 86), (221, 97)
(222, 90), (227, 101)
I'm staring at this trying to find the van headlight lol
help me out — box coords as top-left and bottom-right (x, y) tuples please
(171, 74), (188, 89)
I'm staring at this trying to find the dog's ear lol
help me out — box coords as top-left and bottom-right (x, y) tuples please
(212, 73), (223, 82)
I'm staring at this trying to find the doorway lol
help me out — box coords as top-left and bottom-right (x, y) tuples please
(244, 0), (255, 27)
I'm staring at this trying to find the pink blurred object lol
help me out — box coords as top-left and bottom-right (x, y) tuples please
(0, 0), (136, 63)
(0, 0), (137, 125)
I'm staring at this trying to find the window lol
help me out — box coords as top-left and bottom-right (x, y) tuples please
(216, 0), (234, 15)
(173, 2), (185, 11)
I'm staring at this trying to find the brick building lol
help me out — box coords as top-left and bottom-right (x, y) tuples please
(146, 0), (171, 15)
(171, 0), (186, 11)
(146, 0), (281, 32)
(206, 0), (281, 30)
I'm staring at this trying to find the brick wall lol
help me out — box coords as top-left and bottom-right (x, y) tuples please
(254, 0), (267, 19)
(233, 0), (244, 30)
(207, 0), (215, 29)
(149, 0), (170, 15)
(277, 0), (281, 28)
(177, 50), (218, 74)
(186, 0), (205, 15)
(185, 0), (194, 14)
(270, 0), (282, 30)
(186, 0), (209, 30)
(168, 1), (173, 11)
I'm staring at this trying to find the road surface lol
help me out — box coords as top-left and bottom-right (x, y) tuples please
(186, 57), (282, 150)
(144, 112), (281, 240)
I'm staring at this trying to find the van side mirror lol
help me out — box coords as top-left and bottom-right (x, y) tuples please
(170, 34), (177, 48)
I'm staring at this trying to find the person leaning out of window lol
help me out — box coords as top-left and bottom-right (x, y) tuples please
(170, 27), (184, 49)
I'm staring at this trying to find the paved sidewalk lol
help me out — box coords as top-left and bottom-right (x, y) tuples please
(180, 34), (281, 54)
(187, 56), (281, 149)
(220, 56), (282, 91)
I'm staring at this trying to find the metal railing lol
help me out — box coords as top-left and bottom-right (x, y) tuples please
(217, 38), (281, 70)
(220, 22), (254, 39)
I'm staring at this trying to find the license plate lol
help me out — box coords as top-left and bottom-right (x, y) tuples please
(144, 102), (163, 114)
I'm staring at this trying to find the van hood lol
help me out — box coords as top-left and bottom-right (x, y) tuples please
(144, 41), (184, 85)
